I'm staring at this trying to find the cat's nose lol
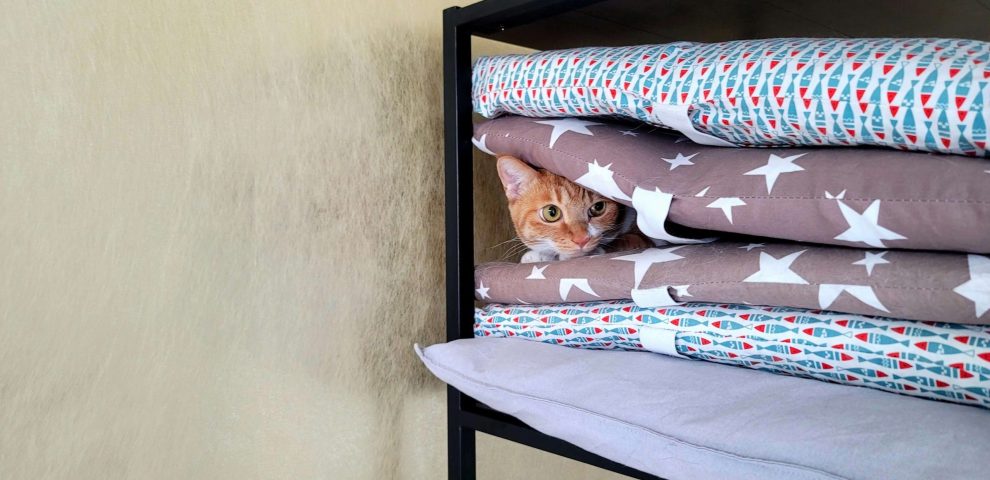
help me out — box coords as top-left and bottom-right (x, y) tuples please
(572, 235), (590, 248)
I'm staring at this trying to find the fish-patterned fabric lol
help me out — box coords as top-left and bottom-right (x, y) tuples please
(475, 300), (990, 408)
(474, 115), (990, 253)
(473, 38), (990, 156)
(475, 243), (990, 325)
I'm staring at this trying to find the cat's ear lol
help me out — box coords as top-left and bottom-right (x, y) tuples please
(496, 156), (538, 201)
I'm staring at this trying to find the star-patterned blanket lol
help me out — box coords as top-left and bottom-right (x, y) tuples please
(474, 243), (990, 325)
(473, 38), (990, 156)
(475, 300), (990, 408)
(474, 115), (990, 253)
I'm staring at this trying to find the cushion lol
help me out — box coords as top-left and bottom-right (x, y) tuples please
(473, 38), (990, 156)
(474, 243), (990, 325)
(475, 300), (990, 408)
(473, 115), (990, 253)
(418, 337), (990, 480)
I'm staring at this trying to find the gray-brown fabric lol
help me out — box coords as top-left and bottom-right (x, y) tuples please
(475, 243), (990, 325)
(474, 115), (990, 253)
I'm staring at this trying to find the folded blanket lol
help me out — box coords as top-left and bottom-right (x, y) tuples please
(474, 115), (990, 253)
(476, 300), (990, 408)
(475, 244), (990, 325)
(474, 38), (990, 156)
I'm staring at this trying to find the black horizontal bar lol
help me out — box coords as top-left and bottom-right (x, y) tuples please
(460, 406), (666, 480)
(446, 0), (604, 35)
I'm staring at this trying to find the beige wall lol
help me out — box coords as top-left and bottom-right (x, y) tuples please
(0, 1), (625, 478)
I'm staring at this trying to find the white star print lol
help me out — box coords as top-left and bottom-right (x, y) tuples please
(706, 197), (746, 224)
(739, 243), (765, 251)
(471, 134), (496, 155)
(526, 265), (547, 280)
(620, 130), (638, 136)
(744, 153), (807, 193)
(476, 281), (491, 300)
(613, 247), (686, 287)
(534, 118), (603, 148)
(853, 251), (890, 276)
(819, 284), (889, 312)
(953, 254), (990, 318)
(694, 186), (710, 197)
(833, 199), (907, 248)
(575, 160), (632, 201)
(662, 152), (698, 170)
(743, 250), (809, 284)
(559, 278), (599, 301)
(825, 190), (846, 199)
(673, 285), (692, 297)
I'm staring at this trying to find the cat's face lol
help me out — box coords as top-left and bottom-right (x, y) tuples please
(496, 156), (623, 260)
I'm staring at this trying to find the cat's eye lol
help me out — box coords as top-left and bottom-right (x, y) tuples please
(589, 201), (607, 217)
(540, 205), (561, 222)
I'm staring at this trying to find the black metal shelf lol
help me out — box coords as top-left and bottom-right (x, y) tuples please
(443, 1), (990, 478)
(443, 1), (663, 478)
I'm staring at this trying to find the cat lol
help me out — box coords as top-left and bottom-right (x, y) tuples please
(495, 155), (653, 263)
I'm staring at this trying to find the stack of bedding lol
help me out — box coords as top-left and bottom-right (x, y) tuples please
(458, 37), (990, 410)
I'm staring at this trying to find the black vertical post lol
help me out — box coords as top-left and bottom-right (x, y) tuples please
(443, 6), (476, 480)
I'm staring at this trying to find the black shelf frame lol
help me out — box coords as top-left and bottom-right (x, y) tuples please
(442, 1), (662, 478)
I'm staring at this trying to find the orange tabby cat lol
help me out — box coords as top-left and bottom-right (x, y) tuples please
(496, 155), (652, 263)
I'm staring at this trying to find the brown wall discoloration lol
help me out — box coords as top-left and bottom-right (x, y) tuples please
(0, 1), (624, 478)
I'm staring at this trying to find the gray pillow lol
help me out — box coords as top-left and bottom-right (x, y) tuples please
(418, 337), (990, 480)
(474, 115), (990, 253)
(475, 242), (990, 325)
